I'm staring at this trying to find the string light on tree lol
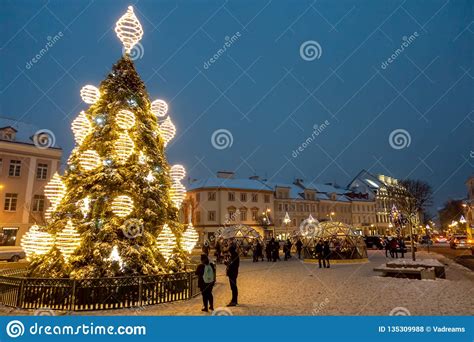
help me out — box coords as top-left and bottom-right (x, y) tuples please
(78, 196), (91, 218)
(56, 220), (81, 261)
(169, 164), (186, 208)
(115, 6), (143, 53)
(151, 99), (168, 118)
(181, 223), (198, 253)
(44, 172), (66, 220)
(21, 225), (55, 260)
(80, 85), (100, 104)
(108, 245), (124, 271)
(78, 149), (101, 171)
(116, 109), (136, 130)
(156, 224), (176, 261)
(138, 151), (147, 165)
(71, 111), (92, 145)
(145, 171), (155, 183)
(115, 132), (135, 163)
(111, 195), (134, 217)
(159, 116), (176, 147)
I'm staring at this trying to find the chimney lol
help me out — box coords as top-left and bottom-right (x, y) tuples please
(294, 178), (304, 187)
(217, 171), (235, 179)
(249, 175), (260, 180)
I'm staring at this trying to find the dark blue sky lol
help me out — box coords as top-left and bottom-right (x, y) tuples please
(1, 0), (472, 213)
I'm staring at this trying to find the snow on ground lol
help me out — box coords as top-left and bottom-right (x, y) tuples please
(1, 250), (473, 316)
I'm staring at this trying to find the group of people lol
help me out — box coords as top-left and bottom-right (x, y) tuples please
(383, 236), (407, 258)
(314, 240), (331, 268)
(195, 242), (240, 312)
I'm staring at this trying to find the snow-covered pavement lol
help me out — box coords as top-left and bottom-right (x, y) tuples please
(1, 250), (473, 316)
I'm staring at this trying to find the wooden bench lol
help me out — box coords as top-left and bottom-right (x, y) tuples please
(374, 266), (436, 280)
(385, 260), (446, 279)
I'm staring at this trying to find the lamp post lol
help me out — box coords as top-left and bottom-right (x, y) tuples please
(283, 212), (291, 239)
(390, 205), (416, 261)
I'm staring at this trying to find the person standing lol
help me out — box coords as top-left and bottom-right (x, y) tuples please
(389, 238), (398, 258)
(215, 241), (222, 264)
(202, 241), (210, 257)
(226, 244), (240, 306)
(398, 237), (406, 258)
(296, 239), (303, 259)
(195, 254), (216, 312)
(315, 240), (324, 268)
(265, 241), (272, 262)
(323, 240), (331, 268)
(256, 241), (263, 262)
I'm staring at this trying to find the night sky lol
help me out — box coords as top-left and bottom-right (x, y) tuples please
(1, 0), (472, 214)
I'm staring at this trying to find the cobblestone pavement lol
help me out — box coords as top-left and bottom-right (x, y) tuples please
(1, 250), (473, 316)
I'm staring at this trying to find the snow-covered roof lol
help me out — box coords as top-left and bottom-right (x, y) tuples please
(0, 117), (60, 148)
(263, 182), (303, 199)
(187, 177), (272, 192)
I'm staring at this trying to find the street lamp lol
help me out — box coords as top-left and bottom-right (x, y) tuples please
(329, 212), (335, 221)
(283, 212), (291, 238)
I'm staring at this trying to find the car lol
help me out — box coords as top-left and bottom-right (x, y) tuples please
(419, 235), (433, 245)
(433, 235), (448, 244)
(449, 235), (473, 249)
(364, 236), (384, 249)
(0, 247), (26, 262)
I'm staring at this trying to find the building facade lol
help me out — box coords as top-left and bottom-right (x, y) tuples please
(463, 175), (474, 238)
(0, 120), (62, 246)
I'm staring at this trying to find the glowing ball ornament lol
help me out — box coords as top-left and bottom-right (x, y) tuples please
(116, 109), (136, 130)
(111, 195), (134, 217)
(159, 116), (176, 147)
(115, 132), (135, 163)
(71, 111), (92, 145)
(79, 149), (101, 171)
(170, 164), (186, 181)
(170, 182), (186, 208)
(44, 172), (66, 220)
(21, 225), (55, 260)
(115, 6), (143, 53)
(56, 220), (81, 261)
(182, 223), (199, 253)
(80, 85), (100, 104)
(151, 99), (168, 118)
(156, 224), (176, 261)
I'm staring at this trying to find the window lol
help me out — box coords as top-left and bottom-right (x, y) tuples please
(251, 193), (258, 202)
(251, 209), (258, 221)
(240, 210), (247, 221)
(240, 193), (247, 202)
(4, 193), (18, 211)
(278, 203), (282, 211)
(36, 163), (48, 180)
(305, 204), (309, 211)
(0, 227), (18, 246)
(208, 192), (216, 201)
(228, 192), (235, 201)
(32, 195), (45, 212)
(291, 204), (295, 211)
(196, 211), (201, 223)
(9, 160), (21, 177)
(228, 208), (236, 221)
(196, 193), (200, 202)
(284, 204), (289, 211)
(264, 194), (270, 203)
(208, 211), (216, 221)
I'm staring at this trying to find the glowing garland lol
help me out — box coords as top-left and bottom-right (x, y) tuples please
(170, 164), (186, 181)
(71, 111), (92, 145)
(108, 245), (124, 271)
(159, 117), (176, 147)
(78, 149), (101, 171)
(116, 109), (136, 130)
(44, 172), (66, 220)
(169, 164), (186, 208)
(115, 6), (143, 53)
(156, 224), (176, 261)
(181, 223), (198, 253)
(56, 220), (81, 261)
(111, 195), (134, 218)
(21, 225), (55, 260)
(115, 132), (135, 163)
(151, 99), (168, 118)
(80, 85), (100, 104)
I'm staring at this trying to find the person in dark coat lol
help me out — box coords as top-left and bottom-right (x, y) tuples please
(202, 241), (210, 256)
(323, 240), (331, 268)
(383, 237), (390, 257)
(389, 238), (398, 258)
(195, 254), (216, 312)
(284, 239), (292, 260)
(226, 244), (240, 306)
(215, 241), (222, 264)
(295, 239), (303, 259)
(315, 240), (324, 268)
(398, 237), (406, 258)
(265, 241), (272, 262)
(255, 241), (263, 262)
(272, 239), (280, 262)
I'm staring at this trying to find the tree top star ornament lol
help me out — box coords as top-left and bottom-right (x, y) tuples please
(115, 6), (144, 53)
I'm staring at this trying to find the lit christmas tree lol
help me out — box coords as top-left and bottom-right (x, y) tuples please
(24, 6), (188, 278)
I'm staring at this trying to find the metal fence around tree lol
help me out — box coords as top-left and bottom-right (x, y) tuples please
(0, 269), (199, 311)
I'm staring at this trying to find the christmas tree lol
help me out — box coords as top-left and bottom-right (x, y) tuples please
(22, 6), (198, 279)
